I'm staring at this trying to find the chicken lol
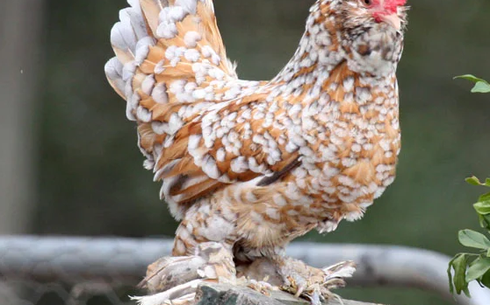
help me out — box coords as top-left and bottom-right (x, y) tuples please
(105, 0), (408, 303)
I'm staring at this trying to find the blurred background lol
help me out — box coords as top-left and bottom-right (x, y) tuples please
(1, 0), (490, 304)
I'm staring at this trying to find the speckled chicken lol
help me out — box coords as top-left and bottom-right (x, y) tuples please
(105, 0), (408, 303)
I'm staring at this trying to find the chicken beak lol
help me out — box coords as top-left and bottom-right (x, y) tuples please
(380, 13), (401, 31)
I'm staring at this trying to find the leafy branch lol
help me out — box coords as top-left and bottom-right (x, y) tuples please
(448, 76), (490, 296)
(448, 177), (490, 296)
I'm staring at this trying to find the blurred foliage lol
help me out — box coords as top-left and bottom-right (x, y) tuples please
(31, 0), (490, 304)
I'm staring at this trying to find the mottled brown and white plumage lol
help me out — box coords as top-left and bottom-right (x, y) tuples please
(105, 0), (408, 303)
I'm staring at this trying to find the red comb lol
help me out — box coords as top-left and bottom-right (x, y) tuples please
(383, 0), (407, 14)
(392, 0), (407, 5)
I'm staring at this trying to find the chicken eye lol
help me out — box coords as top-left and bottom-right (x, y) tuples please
(363, 0), (372, 5)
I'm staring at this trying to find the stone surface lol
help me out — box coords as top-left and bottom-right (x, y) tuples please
(196, 283), (287, 305)
(195, 283), (384, 305)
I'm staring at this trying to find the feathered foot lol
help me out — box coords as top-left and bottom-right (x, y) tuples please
(279, 258), (356, 305)
(131, 242), (236, 305)
(236, 256), (356, 305)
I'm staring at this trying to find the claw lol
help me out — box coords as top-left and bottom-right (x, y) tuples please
(323, 260), (356, 281)
(323, 278), (347, 290)
(307, 288), (321, 305)
(168, 293), (196, 305)
(246, 278), (277, 296)
(335, 294), (346, 305)
(294, 284), (305, 298)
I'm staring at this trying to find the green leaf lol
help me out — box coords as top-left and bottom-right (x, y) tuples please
(448, 259), (455, 294)
(479, 193), (490, 202)
(471, 81), (490, 93)
(454, 74), (487, 83)
(486, 179), (490, 187)
(455, 75), (490, 93)
(467, 257), (490, 282)
(481, 270), (490, 289)
(448, 253), (471, 296)
(467, 176), (483, 186)
(479, 214), (490, 231)
(474, 201), (490, 215)
(459, 229), (490, 249)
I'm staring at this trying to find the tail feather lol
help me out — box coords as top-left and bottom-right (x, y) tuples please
(105, 0), (238, 151)
(105, 0), (242, 216)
